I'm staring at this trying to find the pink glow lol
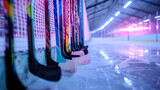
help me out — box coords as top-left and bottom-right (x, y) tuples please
(131, 24), (137, 27)
(156, 25), (159, 31)
(157, 51), (159, 56)
(120, 27), (149, 32)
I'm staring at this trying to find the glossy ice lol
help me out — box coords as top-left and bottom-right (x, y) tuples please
(28, 39), (160, 90)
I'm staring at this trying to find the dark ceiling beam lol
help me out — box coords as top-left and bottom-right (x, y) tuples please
(88, 14), (106, 21)
(87, 5), (151, 19)
(121, 4), (153, 14)
(86, 0), (109, 10)
(88, 6), (144, 20)
(89, 16), (126, 27)
(88, 11), (140, 22)
(115, 17), (132, 22)
(89, 20), (121, 30)
(120, 11), (142, 19)
(129, 6), (153, 14)
(139, 0), (160, 7)
(87, 6), (109, 17)
(88, 16), (125, 24)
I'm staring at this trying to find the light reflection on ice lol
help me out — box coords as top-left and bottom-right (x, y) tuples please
(109, 60), (113, 64)
(155, 63), (160, 67)
(124, 77), (132, 86)
(100, 51), (109, 60)
(115, 65), (120, 74)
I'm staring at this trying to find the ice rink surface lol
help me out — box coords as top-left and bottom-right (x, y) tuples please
(28, 39), (160, 90)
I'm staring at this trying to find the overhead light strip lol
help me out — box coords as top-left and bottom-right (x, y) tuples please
(91, 1), (132, 34)
(115, 11), (120, 16)
(123, 1), (132, 8)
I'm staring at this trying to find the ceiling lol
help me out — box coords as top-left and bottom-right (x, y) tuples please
(85, 0), (160, 31)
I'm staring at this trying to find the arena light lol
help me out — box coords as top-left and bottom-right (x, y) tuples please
(98, 17), (114, 30)
(138, 22), (143, 24)
(155, 15), (160, 19)
(91, 1), (132, 34)
(104, 21), (110, 26)
(91, 29), (100, 34)
(115, 11), (120, 16)
(91, 17), (114, 34)
(131, 24), (137, 27)
(143, 19), (149, 22)
(99, 25), (105, 30)
(123, 1), (132, 8)
(109, 17), (114, 21)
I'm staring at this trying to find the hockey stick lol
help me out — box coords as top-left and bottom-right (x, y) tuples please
(44, 0), (60, 66)
(4, 0), (26, 89)
(26, 0), (61, 81)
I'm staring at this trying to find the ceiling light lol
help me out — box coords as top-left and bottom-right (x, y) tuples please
(155, 15), (160, 19)
(109, 17), (114, 21)
(123, 1), (132, 8)
(138, 22), (143, 24)
(115, 11), (120, 16)
(143, 19), (149, 22)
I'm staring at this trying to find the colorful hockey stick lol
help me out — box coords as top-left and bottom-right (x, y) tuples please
(44, 0), (60, 65)
(3, 0), (26, 89)
(62, 0), (80, 57)
(26, 0), (61, 81)
(71, 0), (77, 51)
(53, 0), (66, 62)
(71, 0), (80, 51)
(71, 0), (88, 54)
(78, 0), (84, 47)
(78, 0), (89, 54)
(65, 0), (70, 52)
(58, 0), (73, 59)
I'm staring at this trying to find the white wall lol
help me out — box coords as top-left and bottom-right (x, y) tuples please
(93, 34), (160, 42)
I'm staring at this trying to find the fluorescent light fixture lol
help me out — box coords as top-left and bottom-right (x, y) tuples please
(131, 24), (137, 26)
(104, 21), (110, 26)
(97, 20), (111, 30)
(115, 11), (120, 16)
(138, 22), (143, 24)
(109, 17), (114, 21)
(100, 25), (105, 30)
(155, 15), (160, 19)
(91, 1), (133, 34)
(91, 18), (113, 34)
(143, 19), (149, 22)
(91, 29), (100, 34)
(123, 1), (132, 8)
